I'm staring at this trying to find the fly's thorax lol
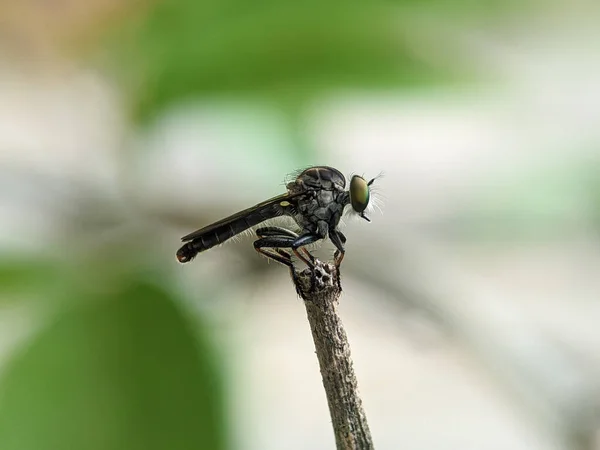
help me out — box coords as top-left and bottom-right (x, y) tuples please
(296, 166), (346, 190)
(331, 189), (348, 222)
(318, 189), (334, 207)
(293, 188), (346, 232)
(288, 166), (347, 196)
(294, 194), (318, 230)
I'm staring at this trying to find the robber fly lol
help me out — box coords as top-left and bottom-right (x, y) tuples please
(176, 166), (376, 273)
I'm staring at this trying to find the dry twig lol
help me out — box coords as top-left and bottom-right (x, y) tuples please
(294, 259), (374, 450)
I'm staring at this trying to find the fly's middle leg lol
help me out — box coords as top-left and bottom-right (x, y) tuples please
(255, 227), (314, 263)
(254, 228), (325, 294)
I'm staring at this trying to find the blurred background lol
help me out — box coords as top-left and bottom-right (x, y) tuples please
(1, 0), (600, 449)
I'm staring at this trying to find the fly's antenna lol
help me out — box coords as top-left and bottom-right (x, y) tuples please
(368, 171), (385, 216)
(367, 170), (385, 186)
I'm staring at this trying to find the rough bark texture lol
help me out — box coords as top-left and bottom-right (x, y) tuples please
(295, 260), (374, 450)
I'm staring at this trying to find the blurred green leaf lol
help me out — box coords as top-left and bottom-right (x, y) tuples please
(0, 259), (62, 298)
(0, 276), (227, 450)
(110, 1), (469, 122)
(446, 159), (599, 240)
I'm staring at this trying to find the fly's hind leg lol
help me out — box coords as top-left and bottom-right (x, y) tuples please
(254, 239), (303, 295)
(254, 231), (311, 295)
(291, 232), (328, 292)
(273, 249), (304, 296)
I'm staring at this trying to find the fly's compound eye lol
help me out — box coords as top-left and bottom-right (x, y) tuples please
(349, 175), (370, 213)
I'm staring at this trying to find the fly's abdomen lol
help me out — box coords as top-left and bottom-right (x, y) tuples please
(176, 221), (245, 263)
(176, 203), (282, 263)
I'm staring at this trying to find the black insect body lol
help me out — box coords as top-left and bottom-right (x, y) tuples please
(176, 166), (375, 282)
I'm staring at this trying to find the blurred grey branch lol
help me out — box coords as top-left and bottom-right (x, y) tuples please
(295, 261), (374, 450)
(346, 234), (600, 450)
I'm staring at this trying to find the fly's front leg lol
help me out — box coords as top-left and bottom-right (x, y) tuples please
(330, 229), (346, 267)
(329, 229), (346, 292)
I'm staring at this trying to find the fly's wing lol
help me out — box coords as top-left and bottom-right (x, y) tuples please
(177, 191), (308, 262)
(180, 192), (292, 243)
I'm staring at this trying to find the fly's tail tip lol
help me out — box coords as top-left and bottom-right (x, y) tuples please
(176, 244), (196, 263)
(176, 254), (189, 263)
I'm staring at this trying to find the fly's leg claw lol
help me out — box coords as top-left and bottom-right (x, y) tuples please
(334, 250), (345, 268)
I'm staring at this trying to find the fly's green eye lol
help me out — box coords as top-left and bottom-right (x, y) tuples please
(350, 175), (370, 213)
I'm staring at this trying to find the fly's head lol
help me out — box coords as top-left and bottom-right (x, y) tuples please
(347, 173), (382, 222)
